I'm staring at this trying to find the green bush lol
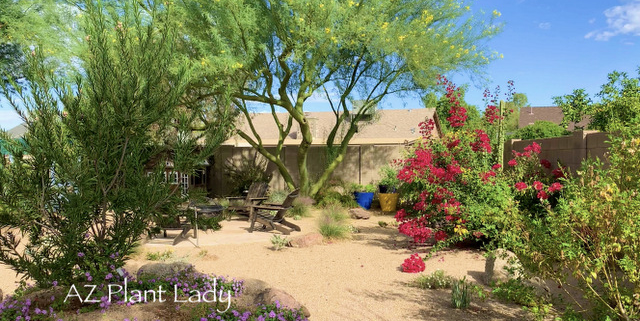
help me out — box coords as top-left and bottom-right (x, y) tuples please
(414, 270), (455, 289)
(270, 234), (289, 251)
(495, 128), (640, 320)
(508, 120), (570, 140)
(287, 198), (312, 218)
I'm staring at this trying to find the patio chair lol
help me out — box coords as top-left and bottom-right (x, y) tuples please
(249, 189), (301, 235)
(226, 182), (269, 216)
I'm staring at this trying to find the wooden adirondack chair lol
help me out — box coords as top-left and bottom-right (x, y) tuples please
(227, 182), (269, 216)
(248, 189), (301, 235)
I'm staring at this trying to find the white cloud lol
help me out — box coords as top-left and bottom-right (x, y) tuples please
(586, 1), (640, 41)
(538, 22), (552, 29)
(589, 18), (596, 24)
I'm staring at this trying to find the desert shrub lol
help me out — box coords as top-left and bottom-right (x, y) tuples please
(287, 198), (312, 218)
(224, 154), (271, 196)
(146, 250), (175, 261)
(414, 270), (455, 289)
(0, 1), (233, 287)
(508, 120), (570, 140)
(378, 165), (401, 193)
(270, 235), (289, 251)
(491, 279), (540, 307)
(313, 179), (358, 208)
(494, 127), (640, 320)
(318, 205), (351, 240)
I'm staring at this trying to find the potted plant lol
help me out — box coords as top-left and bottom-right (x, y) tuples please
(378, 165), (400, 212)
(352, 183), (376, 210)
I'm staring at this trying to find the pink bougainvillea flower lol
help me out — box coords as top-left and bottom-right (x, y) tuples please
(491, 164), (502, 170)
(434, 230), (448, 242)
(508, 159), (517, 167)
(514, 182), (527, 191)
(540, 159), (552, 169)
(524, 142), (542, 154)
(533, 181), (544, 191)
(548, 182), (563, 193)
(401, 253), (425, 273)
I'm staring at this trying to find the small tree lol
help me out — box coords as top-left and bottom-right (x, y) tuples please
(176, 0), (502, 196)
(553, 88), (591, 130)
(0, 1), (231, 286)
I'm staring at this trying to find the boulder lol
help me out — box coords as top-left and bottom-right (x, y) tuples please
(349, 208), (371, 219)
(234, 278), (310, 318)
(137, 262), (195, 281)
(288, 233), (323, 248)
(483, 249), (522, 285)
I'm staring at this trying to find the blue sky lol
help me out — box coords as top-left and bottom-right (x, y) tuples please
(2, 0), (640, 130)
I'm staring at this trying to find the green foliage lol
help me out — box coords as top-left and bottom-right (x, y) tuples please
(378, 221), (388, 228)
(270, 234), (289, 251)
(224, 154), (271, 196)
(314, 180), (359, 208)
(553, 88), (592, 130)
(414, 270), (455, 289)
(145, 250), (175, 261)
(0, 0), (233, 287)
(268, 190), (289, 204)
(494, 130), (640, 320)
(175, 0), (503, 196)
(491, 279), (540, 307)
(591, 69), (640, 131)
(509, 120), (570, 140)
(378, 165), (401, 192)
(451, 277), (471, 309)
(318, 205), (351, 240)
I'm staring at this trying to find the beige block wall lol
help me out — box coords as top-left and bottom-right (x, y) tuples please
(210, 144), (405, 196)
(504, 130), (611, 173)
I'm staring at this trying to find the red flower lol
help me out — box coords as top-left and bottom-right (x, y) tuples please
(548, 182), (563, 193)
(533, 181), (544, 191)
(524, 142), (542, 154)
(540, 159), (551, 169)
(470, 129), (492, 153)
(434, 230), (448, 242)
(473, 231), (484, 238)
(481, 171), (496, 183)
(492, 164), (502, 170)
(401, 253), (425, 273)
(514, 182), (527, 191)
(552, 167), (566, 179)
(537, 190), (549, 200)
(508, 159), (517, 167)
(395, 209), (407, 222)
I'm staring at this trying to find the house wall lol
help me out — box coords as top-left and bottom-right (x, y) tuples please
(504, 130), (611, 172)
(210, 144), (405, 196)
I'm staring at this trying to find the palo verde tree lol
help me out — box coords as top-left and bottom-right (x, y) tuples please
(176, 0), (502, 196)
(553, 88), (592, 130)
(0, 0), (231, 286)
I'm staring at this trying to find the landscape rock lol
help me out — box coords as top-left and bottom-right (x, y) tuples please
(234, 278), (311, 317)
(257, 288), (311, 317)
(483, 248), (522, 285)
(137, 262), (195, 280)
(288, 233), (324, 248)
(349, 208), (371, 219)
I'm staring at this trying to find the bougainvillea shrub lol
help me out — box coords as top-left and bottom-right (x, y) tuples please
(395, 77), (564, 265)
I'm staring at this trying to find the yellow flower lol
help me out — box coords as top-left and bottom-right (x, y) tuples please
(319, 3), (324, 8)
(500, 53), (504, 59)
(398, 35), (407, 41)
(325, 28), (331, 33)
(493, 9), (501, 17)
(465, 5), (470, 10)
(232, 62), (243, 69)
(381, 22), (389, 29)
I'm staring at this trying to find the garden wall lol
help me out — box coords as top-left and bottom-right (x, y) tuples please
(504, 130), (611, 173)
(210, 144), (404, 196)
